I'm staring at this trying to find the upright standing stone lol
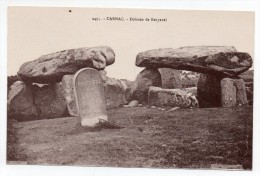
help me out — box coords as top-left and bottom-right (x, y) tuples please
(7, 81), (38, 121)
(62, 75), (78, 116)
(221, 78), (248, 107)
(73, 68), (107, 126)
(159, 68), (182, 89)
(235, 79), (248, 105)
(104, 77), (127, 109)
(221, 79), (237, 107)
(33, 83), (68, 119)
(130, 68), (162, 104)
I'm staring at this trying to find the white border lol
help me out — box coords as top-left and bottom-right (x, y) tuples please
(1, 1), (259, 176)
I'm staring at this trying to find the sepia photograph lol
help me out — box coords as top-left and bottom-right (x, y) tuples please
(4, 4), (257, 175)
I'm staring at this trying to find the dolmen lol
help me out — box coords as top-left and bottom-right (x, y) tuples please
(8, 46), (128, 122)
(133, 46), (252, 108)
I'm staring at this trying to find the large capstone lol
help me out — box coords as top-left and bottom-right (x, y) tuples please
(18, 46), (115, 84)
(136, 46), (252, 77)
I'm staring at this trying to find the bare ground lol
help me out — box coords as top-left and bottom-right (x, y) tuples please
(7, 106), (252, 169)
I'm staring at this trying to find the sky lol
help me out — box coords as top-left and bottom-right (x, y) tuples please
(8, 7), (255, 81)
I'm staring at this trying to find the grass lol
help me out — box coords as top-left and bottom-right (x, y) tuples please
(7, 119), (27, 162)
(7, 105), (252, 169)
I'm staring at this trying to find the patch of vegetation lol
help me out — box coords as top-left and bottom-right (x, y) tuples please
(7, 106), (252, 169)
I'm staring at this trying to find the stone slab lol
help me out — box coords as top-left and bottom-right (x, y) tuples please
(73, 68), (107, 126)
(136, 46), (252, 77)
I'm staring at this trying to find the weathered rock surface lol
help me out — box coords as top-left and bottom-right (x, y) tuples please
(7, 81), (38, 121)
(130, 68), (162, 103)
(221, 78), (248, 107)
(136, 46), (252, 76)
(180, 71), (200, 88)
(197, 74), (222, 108)
(159, 68), (182, 89)
(148, 86), (198, 108)
(104, 77), (127, 109)
(18, 46), (115, 84)
(33, 83), (69, 119)
(62, 75), (78, 116)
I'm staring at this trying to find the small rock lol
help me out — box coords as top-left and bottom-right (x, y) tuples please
(167, 107), (180, 112)
(123, 100), (139, 107)
(158, 107), (165, 111)
(162, 144), (167, 147)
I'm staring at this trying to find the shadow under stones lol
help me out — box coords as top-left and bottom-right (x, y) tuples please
(67, 120), (125, 135)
